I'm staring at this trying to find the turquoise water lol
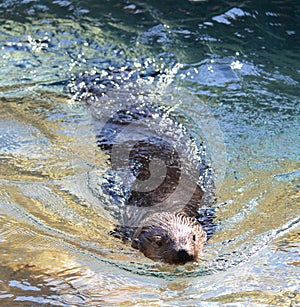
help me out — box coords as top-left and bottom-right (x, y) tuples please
(0, 1), (299, 305)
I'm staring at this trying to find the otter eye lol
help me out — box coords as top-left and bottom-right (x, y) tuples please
(192, 234), (196, 241)
(153, 236), (163, 247)
(156, 240), (163, 247)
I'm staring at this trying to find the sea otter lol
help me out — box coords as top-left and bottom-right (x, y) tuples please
(68, 67), (215, 264)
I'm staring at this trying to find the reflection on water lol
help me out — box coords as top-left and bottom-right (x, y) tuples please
(0, 0), (299, 305)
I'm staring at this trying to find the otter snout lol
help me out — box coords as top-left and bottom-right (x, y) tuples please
(170, 249), (195, 265)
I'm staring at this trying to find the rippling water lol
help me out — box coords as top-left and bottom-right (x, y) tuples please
(0, 0), (299, 305)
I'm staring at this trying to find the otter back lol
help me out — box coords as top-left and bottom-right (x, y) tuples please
(68, 69), (215, 238)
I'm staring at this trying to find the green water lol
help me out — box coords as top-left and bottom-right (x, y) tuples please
(0, 0), (299, 305)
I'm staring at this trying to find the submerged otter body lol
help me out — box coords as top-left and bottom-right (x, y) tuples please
(69, 68), (215, 264)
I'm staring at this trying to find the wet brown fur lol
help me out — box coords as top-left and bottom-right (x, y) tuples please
(69, 70), (212, 265)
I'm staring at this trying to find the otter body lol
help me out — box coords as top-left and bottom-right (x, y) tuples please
(69, 68), (215, 264)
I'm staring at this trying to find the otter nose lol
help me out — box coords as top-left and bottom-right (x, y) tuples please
(175, 249), (194, 264)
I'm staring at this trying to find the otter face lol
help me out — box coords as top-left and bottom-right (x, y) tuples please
(132, 212), (207, 265)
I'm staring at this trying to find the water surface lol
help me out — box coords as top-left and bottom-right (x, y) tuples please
(0, 0), (299, 305)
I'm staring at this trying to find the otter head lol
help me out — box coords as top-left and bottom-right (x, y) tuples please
(132, 212), (207, 265)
